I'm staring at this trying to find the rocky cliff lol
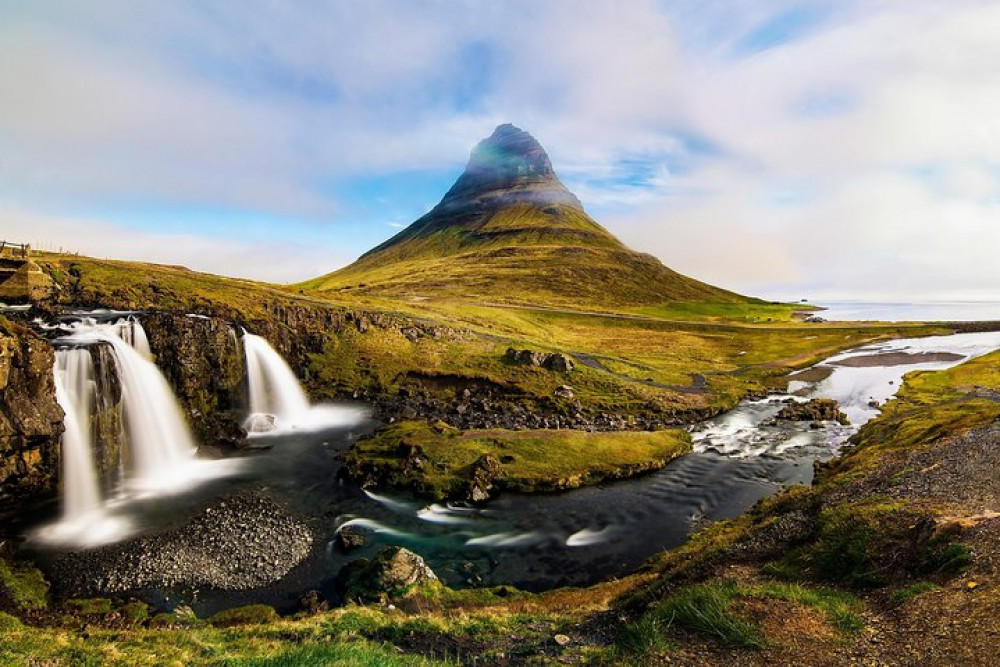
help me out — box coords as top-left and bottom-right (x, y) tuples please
(0, 317), (63, 507)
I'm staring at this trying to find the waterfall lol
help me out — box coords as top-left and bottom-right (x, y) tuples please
(99, 333), (197, 490)
(242, 332), (310, 433)
(52, 349), (102, 520)
(114, 316), (152, 360)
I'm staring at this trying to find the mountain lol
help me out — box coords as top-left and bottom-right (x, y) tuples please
(302, 124), (749, 309)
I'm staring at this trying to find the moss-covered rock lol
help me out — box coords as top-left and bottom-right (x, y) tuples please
(0, 558), (49, 612)
(207, 603), (279, 627)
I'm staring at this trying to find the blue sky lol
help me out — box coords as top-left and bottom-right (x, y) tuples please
(2, 0), (999, 299)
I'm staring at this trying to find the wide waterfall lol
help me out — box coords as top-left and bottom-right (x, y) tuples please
(242, 332), (310, 433)
(35, 314), (239, 546)
(52, 349), (102, 520)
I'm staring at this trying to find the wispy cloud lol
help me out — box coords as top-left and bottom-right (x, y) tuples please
(1, 0), (998, 296)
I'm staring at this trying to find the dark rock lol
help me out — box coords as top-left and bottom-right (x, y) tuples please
(335, 526), (367, 552)
(775, 398), (850, 425)
(504, 347), (574, 373)
(0, 318), (62, 507)
(336, 547), (437, 603)
(467, 452), (504, 502)
(298, 590), (329, 614)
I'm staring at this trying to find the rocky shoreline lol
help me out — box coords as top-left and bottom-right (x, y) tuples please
(43, 489), (312, 597)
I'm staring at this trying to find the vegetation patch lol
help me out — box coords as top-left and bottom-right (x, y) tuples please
(0, 558), (49, 612)
(618, 581), (862, 657)
(345, 420), (692, 500)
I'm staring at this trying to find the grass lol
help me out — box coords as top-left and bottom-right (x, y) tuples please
(35, 252), (942, 425)
(889, 581), (938, 607)
(617, 581), (863, 657)
(300, 202), (746, 310)
(345, 421), (692, 499)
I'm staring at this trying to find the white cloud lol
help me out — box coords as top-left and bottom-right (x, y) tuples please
(1, 0), (999, 299)
(1, 204), (346, 284)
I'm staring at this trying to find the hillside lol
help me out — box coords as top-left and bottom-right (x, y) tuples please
(302, 124), (749, 310)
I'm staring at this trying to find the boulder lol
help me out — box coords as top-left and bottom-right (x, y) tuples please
(554, 384), (575, 400)
(504, 348), (574, 373)
(335, 526), (367, 552)
(467, 452), (504, 502)
(775, 398), (849, 425)
(336, 547), (437, 603)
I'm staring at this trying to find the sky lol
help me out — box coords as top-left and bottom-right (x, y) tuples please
(2, 0), (999, 301)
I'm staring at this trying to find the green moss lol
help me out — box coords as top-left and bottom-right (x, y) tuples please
(619, 581), (863, 657)
(120, 601), (150, 625)
(209, 604), (280, 627)
(889, 581), (938, 607)
(218, 641), (444, 666)
(0, 558), (49, 611)
(0, 610), (22, 630)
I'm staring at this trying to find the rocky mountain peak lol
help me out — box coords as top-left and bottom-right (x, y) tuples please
(437, 123), (583, 211)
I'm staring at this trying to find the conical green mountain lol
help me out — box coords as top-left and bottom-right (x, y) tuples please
(303, 124), (749, 309)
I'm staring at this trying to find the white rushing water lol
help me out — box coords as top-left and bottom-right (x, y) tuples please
(34, 315), (242, 546)
(100, 333), (198, 491)
(242, 331), (368, 434)
(52, 349), (102, 520)
(243, 332), (310, 432)
(694, 330), (1000, 458)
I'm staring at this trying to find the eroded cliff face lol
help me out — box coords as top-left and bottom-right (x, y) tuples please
(141, 313), (247, 449)
(0, 317), (63, 505)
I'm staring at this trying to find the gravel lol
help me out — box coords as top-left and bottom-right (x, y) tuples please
(47, 488), (312, 596)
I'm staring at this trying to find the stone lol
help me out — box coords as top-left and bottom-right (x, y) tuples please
(554, 385), (575, 400)
(336, 547), (438, 603)
(775, 398), (849, 425)
(335, 526), (367, 552)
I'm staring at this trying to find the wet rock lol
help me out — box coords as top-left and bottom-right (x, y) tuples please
(298, 590), (329, 614)
(467, 453), (504, 502)
(335, 526), (367, 552)
(142, 313), (246, 448)
(336, 547), (437, 603)
(775, 398), (850, 425)
(0, 318), (62, 505)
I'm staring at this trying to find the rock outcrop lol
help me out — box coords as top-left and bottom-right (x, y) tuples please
(504, 348), (575, 373)
(0, 317), (63, 507)
(142, 313), (247, 448)
(335, 547), (437, 603)
(776, 398), (850, 425)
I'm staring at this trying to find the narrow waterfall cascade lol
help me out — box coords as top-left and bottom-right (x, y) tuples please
(52, 349), (102, 520)
(242, 331), (368, 434)
(242, 332), (310, 433)
(113, 316), (152, 360)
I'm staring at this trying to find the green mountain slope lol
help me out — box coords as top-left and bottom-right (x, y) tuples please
(302, 124), (751, 310)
